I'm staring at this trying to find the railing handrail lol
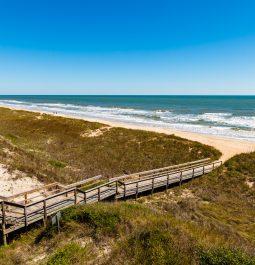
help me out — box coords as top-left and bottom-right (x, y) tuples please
(65, 175), (103, 188)
(2, 201), (25, 209)
(133, 160), (215, 180)
(2, 182), (62, 201)
(26, 187), (76, 207)
(124, 161), (222, 185)
(111, 158), (211, 181)
(84, 180), (117, 193)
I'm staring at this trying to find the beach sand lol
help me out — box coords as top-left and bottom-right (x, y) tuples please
(0, 163), (42, 198)
(3, 106), (255, 162)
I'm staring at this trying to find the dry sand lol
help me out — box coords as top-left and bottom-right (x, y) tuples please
(0, 164), (42, 198)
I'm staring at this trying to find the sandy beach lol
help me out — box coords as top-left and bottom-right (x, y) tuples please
(3, 106), (255, 162)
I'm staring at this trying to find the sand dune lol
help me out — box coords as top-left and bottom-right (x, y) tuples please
(4, 106), (255, 162)
(0, 164), (42, 198)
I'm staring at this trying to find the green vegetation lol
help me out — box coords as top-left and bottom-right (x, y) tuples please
(0, 107), (220, 184)
(62, 204), (121, 236)
(198, 247), (255, 265)
(1, 192), (255, 264)
(48, 159), (66, 168)
(1, 107), (255, 264)
(46, 243), (88, 265)
(5, 133), (18, 142)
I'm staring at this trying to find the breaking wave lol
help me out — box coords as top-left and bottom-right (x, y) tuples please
(0, 99), (255, 142)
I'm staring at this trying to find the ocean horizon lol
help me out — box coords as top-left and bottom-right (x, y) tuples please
(0, 95), (255, 142)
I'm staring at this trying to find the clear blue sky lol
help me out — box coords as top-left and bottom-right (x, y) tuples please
(0, 0), (255, 95)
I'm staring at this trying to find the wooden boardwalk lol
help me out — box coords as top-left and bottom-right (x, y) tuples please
(0, 159), (222, 244)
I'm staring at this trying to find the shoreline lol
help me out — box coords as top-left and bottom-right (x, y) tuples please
(2, 105), (255, 162)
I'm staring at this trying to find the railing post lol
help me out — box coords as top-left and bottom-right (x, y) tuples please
(98, 187), (101, 201)
(43, 200), (47, 227)
(124, 184), (126, 200)
(166, 174), (169, 191)
(84, 192), (87, 204)
(74, 188), (77, 204)
(116, 181), (118, 194)
(24, 205), (28, 228)
(151, 178), (154, 195)
(203, 165), (205, 174)
(135, 182), (139, 200)
(115, 181), (118, 202)
(192, 168), (195, 180)
(179, 172), (183, 187)
(213, 162), (215, 170)
(1, 202), (7, 245)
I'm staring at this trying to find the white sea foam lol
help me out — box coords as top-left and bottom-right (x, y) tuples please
(0, 100), (255, 142)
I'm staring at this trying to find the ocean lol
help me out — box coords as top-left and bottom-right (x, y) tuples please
(0, 95), (255, 142)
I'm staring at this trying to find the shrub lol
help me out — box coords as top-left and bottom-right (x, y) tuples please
(198, 247), (255, 265)
(46, 243), (87, 265)
(108, 223), (196, 265)
(62, 204), (121, 236)
(48, 160), (66, 168)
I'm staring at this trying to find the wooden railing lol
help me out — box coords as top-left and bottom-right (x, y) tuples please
(119, 161), (222, 198)
(1, 160), (222, 244)
(111, 158), (211, 181)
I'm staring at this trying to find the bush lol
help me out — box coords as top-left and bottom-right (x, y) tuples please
(199, 247), (255, 265)
(62, 204), (121, 236)
(108, 223), (196, 265)
(46, 243), (87, 265)
(48, 160), (66, 168)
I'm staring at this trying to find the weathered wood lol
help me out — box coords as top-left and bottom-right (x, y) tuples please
(151, 178), (155, 195)
(0, 160), (222, 244)
(74, 188), (77, 204)
(98, 187), (101, 201)
(111, 158), (211, 181)
(24, 206), (28, 228)
(43, 200), (47, 227)
(115, 181), (118, 194)
(179, 172), (183, 187)
(166, 174), (169, 190)
(1, 202), (7, 245)
(84, 192), (87, 204)
(124, 184), (126, 199)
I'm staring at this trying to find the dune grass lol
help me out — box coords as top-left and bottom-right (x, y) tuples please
(0, 152), (254, 264)
(0, 107), (220, 184)
(2, 107), (254, 264)
(1, 198), (254, 264)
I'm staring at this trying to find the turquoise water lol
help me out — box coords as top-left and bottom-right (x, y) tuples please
(0, 95), (255, 141)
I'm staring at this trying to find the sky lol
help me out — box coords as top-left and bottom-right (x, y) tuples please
(0, 0), (255, 95)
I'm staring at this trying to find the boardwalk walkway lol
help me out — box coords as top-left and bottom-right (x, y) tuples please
(0, 159), (222, 245)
